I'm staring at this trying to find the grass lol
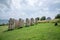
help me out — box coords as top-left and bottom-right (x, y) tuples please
(0, 23), (60, 40)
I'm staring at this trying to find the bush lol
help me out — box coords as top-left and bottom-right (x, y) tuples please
(41, 16), (46, 20)
(55, 14), (60, 19)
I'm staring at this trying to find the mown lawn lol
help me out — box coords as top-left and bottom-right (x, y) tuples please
(0, 23), (60, 40)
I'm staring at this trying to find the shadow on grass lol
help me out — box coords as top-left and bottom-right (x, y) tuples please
(3, 27), (23, 33)
(3, 29), (14, 32)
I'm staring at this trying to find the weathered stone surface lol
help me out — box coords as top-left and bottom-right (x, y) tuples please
(14, 19), (19, 28)
(25, 18), (30, 27)
(35, 18), (38, 24)
(30, 18), (34, 26)
(21, 19), (24, 27)
(18, 18), (24, 28)
(8, 18), (15, 30)
(8, 18), (36, 30)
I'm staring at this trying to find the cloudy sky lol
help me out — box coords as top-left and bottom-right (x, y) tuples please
(0, 0), (60, 19)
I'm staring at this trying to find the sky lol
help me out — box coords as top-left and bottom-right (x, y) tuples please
(0, 0), (60, 19)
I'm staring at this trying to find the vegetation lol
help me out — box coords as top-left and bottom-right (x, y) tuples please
(41, 16), (46, 20)
(0, 23), (60, 40)
(55, 14), (60, 19)
(36, 17), (40, 20)
(47, 17), (51, 20)
(0, 23), (8, 26)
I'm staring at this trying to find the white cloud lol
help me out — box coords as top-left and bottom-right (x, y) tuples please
(26, 0), (38, 6)
(11, 0), (21, 9)
(0, 0), (60, 19)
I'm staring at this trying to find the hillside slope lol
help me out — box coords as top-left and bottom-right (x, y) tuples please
(0, 23), (60, 40)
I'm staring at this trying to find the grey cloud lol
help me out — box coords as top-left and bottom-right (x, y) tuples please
(0, 0), (11, 8)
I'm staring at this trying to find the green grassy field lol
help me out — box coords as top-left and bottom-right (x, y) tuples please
(0, 23), (60, 40)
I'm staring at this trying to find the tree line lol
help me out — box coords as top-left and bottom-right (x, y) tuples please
(36, 14), (60, 20)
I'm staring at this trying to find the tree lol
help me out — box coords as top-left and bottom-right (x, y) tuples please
(55, 14), (60, 19)
(47, 17), (51, 20)
(36, 17), (40, 21)
(41, 16), (46, 20)
(55, 14), (60, 23)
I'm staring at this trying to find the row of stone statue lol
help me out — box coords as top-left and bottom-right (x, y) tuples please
(8, 18), (39, 30)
